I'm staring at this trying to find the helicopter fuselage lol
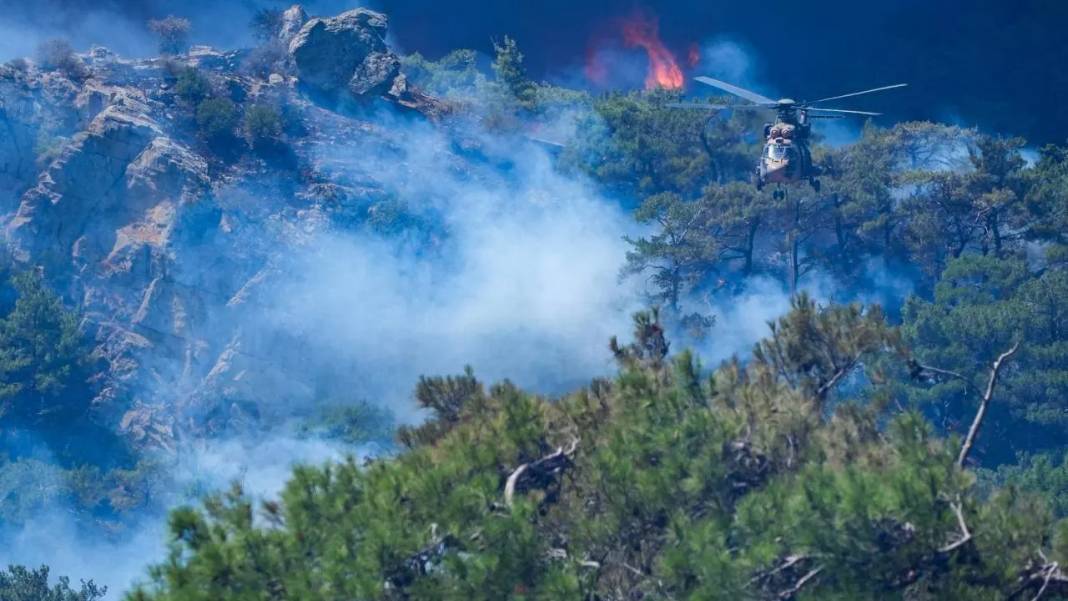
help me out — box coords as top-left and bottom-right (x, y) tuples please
(754, 118), (819, 195)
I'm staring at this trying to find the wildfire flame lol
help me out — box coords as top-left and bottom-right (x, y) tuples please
(687, 43), (701, 68)
(620, 12), (684, 90)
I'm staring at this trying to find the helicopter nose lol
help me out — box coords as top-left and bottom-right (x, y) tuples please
(765, 160), (787, 173)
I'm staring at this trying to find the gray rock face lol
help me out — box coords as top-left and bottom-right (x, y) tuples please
(349, 51), (401, 97)
(287, 8), (400, 98)
(9, 98), (161, 265)
(278, 5), (309, 45)
(0, 5), (443, 451)
(0, 68), (41, 205)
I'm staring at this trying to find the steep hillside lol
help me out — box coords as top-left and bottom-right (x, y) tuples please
(1, 7), (474, 452)
(3, 4), (1068, 599)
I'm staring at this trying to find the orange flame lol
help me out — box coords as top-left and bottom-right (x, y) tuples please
(620, 13), (684, 90)
(687, 43), (701, 68)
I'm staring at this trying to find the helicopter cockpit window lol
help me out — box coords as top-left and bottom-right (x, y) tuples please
(766, 144), (788, 160)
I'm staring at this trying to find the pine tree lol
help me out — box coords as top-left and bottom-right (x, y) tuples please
(130, 301), (1068, 600)
(0, 272), (89, 428)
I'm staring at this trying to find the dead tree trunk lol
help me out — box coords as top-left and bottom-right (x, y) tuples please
(504, 439), (579, 507)
(910, 341), (1020, 467)
(957, 342), (1019, 467)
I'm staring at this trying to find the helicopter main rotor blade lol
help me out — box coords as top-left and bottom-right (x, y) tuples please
(806, 107), (883, 116)
(665, 102), (734, 110)
(666, 102), (765, 111)
(806, 83), (907, 106)
(693, 76), (776, 105)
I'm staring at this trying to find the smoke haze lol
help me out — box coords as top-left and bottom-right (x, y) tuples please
(0, 0), (1016, 595)
(3, 0), (1065, 141)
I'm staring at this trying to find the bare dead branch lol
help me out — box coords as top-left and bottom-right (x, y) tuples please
(747, 555), (807, 587)
(957, 342), (1020, 467)
(815, 365), (851, 400)
(939, 498), (972, 554)
(1031, 562), (1058, 601)
(504, 439), (579, 507)
(384, 526), (458, 590)
(779, 567), (823, 600)
(1008, 559), (1068, 600)
(503, 463), (528, 506)
(749, 554), (823, 600)
(911, 361), (973, 390)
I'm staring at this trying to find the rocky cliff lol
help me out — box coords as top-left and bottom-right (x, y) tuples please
(0, 6), (447, 452)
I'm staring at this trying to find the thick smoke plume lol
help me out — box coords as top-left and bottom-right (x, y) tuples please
(259, 115), (647, 415)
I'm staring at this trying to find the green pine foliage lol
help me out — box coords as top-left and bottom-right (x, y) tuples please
(401, 50), (487, 102)
(194, 98), (238, 143)
(243, 104), (283, 148)
(172, 68), (211, 105)
(0, 565), (106, 601)
(491, 36), (537, 110)
(903, 254), (1068, 463)
(985, 452), (1068, 518)
(299, 401), (396, 448)
(0, 271), (90, 429)
(129, 303), (1066, 600)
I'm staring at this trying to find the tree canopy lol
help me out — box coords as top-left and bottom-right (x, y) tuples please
(126, 302), (1068, 600)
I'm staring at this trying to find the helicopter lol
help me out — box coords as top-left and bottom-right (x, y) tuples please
(669, 77), (907, 199)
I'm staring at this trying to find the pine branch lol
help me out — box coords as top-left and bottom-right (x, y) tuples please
(779, 567), (823, 600)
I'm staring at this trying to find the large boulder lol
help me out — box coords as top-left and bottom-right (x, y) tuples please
(287, 8), (400, 98)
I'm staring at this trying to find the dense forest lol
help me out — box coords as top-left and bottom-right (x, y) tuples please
(4, 7), (1068, 600)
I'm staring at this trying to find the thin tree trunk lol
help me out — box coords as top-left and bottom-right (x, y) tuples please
(744, 219), (759, 276)
(957, 342), (1020, 467)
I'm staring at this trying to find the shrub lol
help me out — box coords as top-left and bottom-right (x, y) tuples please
(148, 15), (191, 55)
(249, 8), (283, 42)
(173, 67), (211, 104)
(298, 402), (395, 447)
(34, 131), (67, 168)
(5, 57), (30, 75)
(35, 39), (89, 81)
(241, 42), (287, 78)
(195, 97), (238, 142)
(243, 104), (283, 146)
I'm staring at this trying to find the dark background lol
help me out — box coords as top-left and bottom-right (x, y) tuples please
(3, 0), (1066, 143)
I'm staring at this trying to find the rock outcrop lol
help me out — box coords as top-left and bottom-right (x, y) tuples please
(287, 8), (400, 99)
(278, 5), (309, 45)
(0, 4), (445, 452)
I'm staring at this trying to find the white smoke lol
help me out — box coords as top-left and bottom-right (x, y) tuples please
(0, 434), (360, 595)
(256, 119), (643, 418)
